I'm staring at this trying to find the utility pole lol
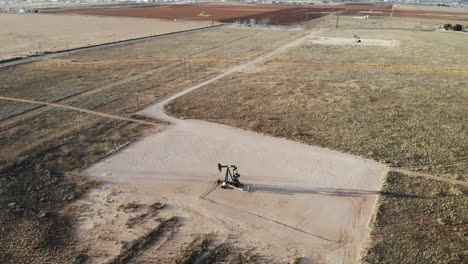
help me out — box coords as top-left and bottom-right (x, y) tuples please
(30, 38), (35, 54)
(305, 13), (311, 28)
(188, 55), (192, 79)
(135, 92), (140, 110)
(77, 111), (82, 129)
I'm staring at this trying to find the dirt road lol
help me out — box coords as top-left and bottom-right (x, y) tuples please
(151, 29), (323, 123)
(82, 29), (387, 263)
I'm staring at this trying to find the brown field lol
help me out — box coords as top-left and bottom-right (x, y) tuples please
(55, 3), (468, 25)
(219, 6), (343, 25)
(55, 3), (391, 25)
(55, 3), (289, 22)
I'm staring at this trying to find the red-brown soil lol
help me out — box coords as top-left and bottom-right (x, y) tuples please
(218, 7), (343, 25)
(54, 3), (389, 25)
(54, 3), (468, 25)
(56, 3), (287, 22)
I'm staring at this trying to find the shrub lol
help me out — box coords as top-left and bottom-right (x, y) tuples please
(443, 23), (452, 30)
(452, 24), (463, 31)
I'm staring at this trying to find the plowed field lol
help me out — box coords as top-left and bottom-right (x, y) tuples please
(55, 3), (468, 25)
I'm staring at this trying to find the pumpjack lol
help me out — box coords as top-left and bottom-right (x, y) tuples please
(354, 34), (362, 43)
(217, 163), (250, 191)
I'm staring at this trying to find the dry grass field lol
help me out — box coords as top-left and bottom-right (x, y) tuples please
(314, 14), (468, 31)
(0, 27), (300, 263)
(2, 6), (467, 263)
(168, 28), (468, 181)
(166, 24), (468, 263)
(0, 14), (210, 60)
(395, 3), (468, 13)
(364, 172), (467, 264)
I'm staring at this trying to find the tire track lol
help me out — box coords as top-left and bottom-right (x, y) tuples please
(396, 157), (468, 169)
(0, 65), (168, 129)
(390, 168), (468, 187)
(0, 96), (160, 127)
(0, 96), (163, 161)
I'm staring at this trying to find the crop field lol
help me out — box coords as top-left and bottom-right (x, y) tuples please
(165, 22), (468, 263)
(56, 2), (468, 25)
(0, 27), (300, 263)
(56, 3), (392, 25)
(55, 3), (290, 23)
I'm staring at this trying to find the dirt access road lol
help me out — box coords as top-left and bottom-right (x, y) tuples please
(82, 29), (387, 263)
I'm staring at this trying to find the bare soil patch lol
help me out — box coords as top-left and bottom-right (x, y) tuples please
(55, 3), (288, 23)
(0, 13), (209, 60)
(84, 118), (386, 263)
